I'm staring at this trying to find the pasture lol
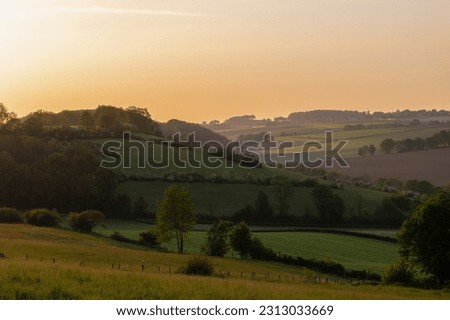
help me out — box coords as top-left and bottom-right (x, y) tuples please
(117, 181), (388, 217)
(96, 220), (399, 274)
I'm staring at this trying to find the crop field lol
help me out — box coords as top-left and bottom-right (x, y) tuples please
(1, 224), (447, 299)
(330, 148), (450, 186)
(117, 181), (388, 217)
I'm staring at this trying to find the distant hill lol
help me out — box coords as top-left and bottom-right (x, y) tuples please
(161, 119), (229, 145)
(203, 109), (450, 133)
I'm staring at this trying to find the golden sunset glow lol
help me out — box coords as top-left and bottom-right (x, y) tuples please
(1, 0), (449, 122)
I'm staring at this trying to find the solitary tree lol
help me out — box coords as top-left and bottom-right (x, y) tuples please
(398, 191), (450, 285)
(229, 221), (252, 259)
(155, 184), (195, 253)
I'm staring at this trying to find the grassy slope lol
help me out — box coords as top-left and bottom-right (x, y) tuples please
(0, 224), (447, 299)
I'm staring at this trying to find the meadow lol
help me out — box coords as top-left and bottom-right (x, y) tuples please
(95, 220), (398, 274)
(117, 181), (388, 217)
(1, 224), (447, 299)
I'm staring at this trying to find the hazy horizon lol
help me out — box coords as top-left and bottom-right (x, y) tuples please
(1, 0), (449, 123)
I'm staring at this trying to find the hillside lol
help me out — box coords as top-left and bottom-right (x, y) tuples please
(0, 224), (447, 299)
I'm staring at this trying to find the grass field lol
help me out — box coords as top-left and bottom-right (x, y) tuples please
(96, 220), (398, 274)
(117, 181), (388, 217)
(1, 224), (448, 299)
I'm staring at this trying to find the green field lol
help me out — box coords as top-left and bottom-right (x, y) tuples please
(96, 220), (398, 274)
(117, 181), (388, 217)
(1, 224), (447, 299)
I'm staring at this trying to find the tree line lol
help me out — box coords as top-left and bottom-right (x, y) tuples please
(380, 130), (450, 154)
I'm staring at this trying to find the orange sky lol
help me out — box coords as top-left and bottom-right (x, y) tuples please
(1, 0), (449, 122)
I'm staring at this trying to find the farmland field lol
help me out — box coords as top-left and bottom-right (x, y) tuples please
(272, 123), (450, 159)
(329, 148), (450, 186)
(117, 181), (388, 217)
(96, 220), (398, 274)
(1, 224), (447, 299)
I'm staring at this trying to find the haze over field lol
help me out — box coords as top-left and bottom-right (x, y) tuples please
(1, 0), (449, 122)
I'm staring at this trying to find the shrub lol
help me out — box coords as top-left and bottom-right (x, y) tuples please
(67, 210), (105, 232)
(111, 232), (139, 244)
(249, 237), (277, 260)
(382, 260), (415, 285)
(0, 207), (23, 224)
(138, 230), (161, 247)
(25, 209), (60, 227)
(179, 256), (214, 276)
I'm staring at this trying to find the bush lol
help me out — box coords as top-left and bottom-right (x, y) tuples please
(111, 232), (139, 244)
(249, 237), (277, 260)
(0, 207), (23, 224)
(25, 209), (60, 227)
(139, 230), (161, 247)
(67, 210), (105, 232)
(179, 256), (214, 276)
(383, 260), (415, 285)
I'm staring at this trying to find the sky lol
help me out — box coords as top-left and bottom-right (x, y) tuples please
(1, 0), (449, 122)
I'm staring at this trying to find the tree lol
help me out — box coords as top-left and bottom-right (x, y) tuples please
(368, 144), (376, 156)
(205, 219), (234, 257)
(357, 145), (369, 157)
(67, 210), (105, 233)
(380, 138), (395, 154)
(155, 184), (195, 253)
(272, 177), (294, 216)
(0, 103), (17, 126)
(139, 230), (160, 247)
(80, 111), (96, 132)
(398, 191), (450, 285)
(254, 191), (274, 221)
(25, 208), (61, 227)
(133, 196), (149, 218)
(373, 198), (406, 226)
(232, 204), (256, 223)
(0, 207), (23, 223)
(311, 185), (345, 223)
(229, 221), (252, 259)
